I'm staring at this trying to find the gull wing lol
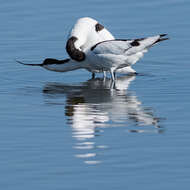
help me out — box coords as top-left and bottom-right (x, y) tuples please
(91, 34), (168, 56)
(91, 39), (132, 55)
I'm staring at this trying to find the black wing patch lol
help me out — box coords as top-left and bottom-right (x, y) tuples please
(130, 40), (140, 47)
(43, 58), (70, 65)
(95, 23), (104, 32)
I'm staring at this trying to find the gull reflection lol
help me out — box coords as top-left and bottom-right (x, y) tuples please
(43, 76), (163, 164)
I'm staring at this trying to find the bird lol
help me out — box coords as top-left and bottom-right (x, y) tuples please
(66, 17), (138, 77)
(17, 17), (169, 80)
(17, 17), (115, 77)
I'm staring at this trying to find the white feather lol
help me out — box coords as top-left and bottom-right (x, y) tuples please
(69, 17), (114, 51)
(19, 17), (168, 80)
(86, 36), (161, 72)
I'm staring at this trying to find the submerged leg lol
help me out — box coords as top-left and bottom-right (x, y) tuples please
(110, 68), (115, 81)
(91, 72), (95, 79)
(103, 71), (107, 79)
(114, 71), (116, 79)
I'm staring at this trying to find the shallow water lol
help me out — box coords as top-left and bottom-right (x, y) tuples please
(0, 0), (190, 189)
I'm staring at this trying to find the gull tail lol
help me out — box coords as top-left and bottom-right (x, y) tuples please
(153, 34), (169, 45)
(16, 60), (43, 66)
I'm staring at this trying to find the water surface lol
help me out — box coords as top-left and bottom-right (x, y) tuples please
(0, 0), (190, 189)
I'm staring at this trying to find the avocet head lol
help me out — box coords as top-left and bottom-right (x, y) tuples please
(66, 17), (114, 62)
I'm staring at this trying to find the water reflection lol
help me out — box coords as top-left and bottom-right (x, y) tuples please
(43, 76), (164, 164)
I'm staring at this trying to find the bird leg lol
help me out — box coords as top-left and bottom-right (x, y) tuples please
(103, 71), (107, 79)
(114, 71), (116, 79)
(91, 72), (95, 79)
(110, 68), (116, 81)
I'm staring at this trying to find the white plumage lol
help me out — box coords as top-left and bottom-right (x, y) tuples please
(17, 17), (168, 80)
(86, 35), (164, 79)
(69, 17), (114, 52)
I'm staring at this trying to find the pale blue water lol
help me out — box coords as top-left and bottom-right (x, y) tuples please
(0, 0), (190, 189)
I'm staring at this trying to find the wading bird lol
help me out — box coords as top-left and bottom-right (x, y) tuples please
(17, 17), (168, 80)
